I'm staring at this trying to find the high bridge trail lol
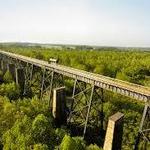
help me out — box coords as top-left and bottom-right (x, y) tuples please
(0, 50), (149, 148)
(0, 50), (149, 101)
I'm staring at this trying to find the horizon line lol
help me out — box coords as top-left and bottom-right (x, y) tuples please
(0, 41), (150, 49)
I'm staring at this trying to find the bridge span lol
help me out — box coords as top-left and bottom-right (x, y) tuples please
(0, 50), (149, 147)
(0, 50), (149, 102)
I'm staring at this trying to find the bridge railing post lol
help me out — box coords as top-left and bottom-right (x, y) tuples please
(103, 112), (124, 150)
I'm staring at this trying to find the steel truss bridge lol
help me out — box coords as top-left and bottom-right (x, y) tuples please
(0, 50), (149, 149)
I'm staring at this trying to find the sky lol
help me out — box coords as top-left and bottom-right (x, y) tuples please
(0, 0), (150, 47)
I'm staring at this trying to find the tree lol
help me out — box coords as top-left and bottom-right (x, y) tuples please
(33, 144), (49, 150)
(0, 70), (3, 83)
(0, 82), (20, 100)
(86, 144), (102, 150)
(3, 71), (13, 83)
(60, 135), (85, 150)
(60, 135), (77, 150)
(55, 128), (68, 145)
(2, 115), (33, 150)
(32, 114), (55, 149)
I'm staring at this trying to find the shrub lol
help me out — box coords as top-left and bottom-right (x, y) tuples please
(3, 71), (13, 83)
(0, 82), (20, 100)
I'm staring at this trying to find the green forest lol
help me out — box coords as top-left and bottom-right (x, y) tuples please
(0, 44), (149, 150)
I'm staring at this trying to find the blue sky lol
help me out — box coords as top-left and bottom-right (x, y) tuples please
(0, 0), (150, 47)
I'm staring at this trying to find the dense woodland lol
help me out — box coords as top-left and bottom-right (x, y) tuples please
(0, 44), (149, 150)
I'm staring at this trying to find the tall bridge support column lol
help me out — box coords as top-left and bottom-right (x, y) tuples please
(0, 60), (7, 74)
(23, 63), (34, 97)
(39, 70), (64, 107)
(0, 60), (2, 71)
(39, 69), (54, 102)
(68, 79), (104, 138)
(0, 60), (3, 82)
(52, 87), (67, 126)
(134, 101), (150, 150)
(16, 68), (25, 95)
(103, 112), (124, 150)
(8, 63), (16, 81)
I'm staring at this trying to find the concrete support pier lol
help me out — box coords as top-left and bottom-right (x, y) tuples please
(8, 64), (16, 80)
(103, 112), (124, 150)
(0, 60), (2, 70)
(15, 68), (25, 94)
(52, 87), (66, 126)
(0, 60), (7, 73)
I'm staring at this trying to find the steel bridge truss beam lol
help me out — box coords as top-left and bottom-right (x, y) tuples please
(134, 101), (150, 149)
(23, 63), (34, 96)
(23, 63), (64, 99)
(68, 79), (104, 138)
(40, 69), (64, 105)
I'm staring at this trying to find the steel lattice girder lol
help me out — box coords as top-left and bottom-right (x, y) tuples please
(134, 102), (150, 149)
(67, 79), (104, 137)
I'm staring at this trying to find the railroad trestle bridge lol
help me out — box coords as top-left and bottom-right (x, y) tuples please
(0, 50), (149, 149)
